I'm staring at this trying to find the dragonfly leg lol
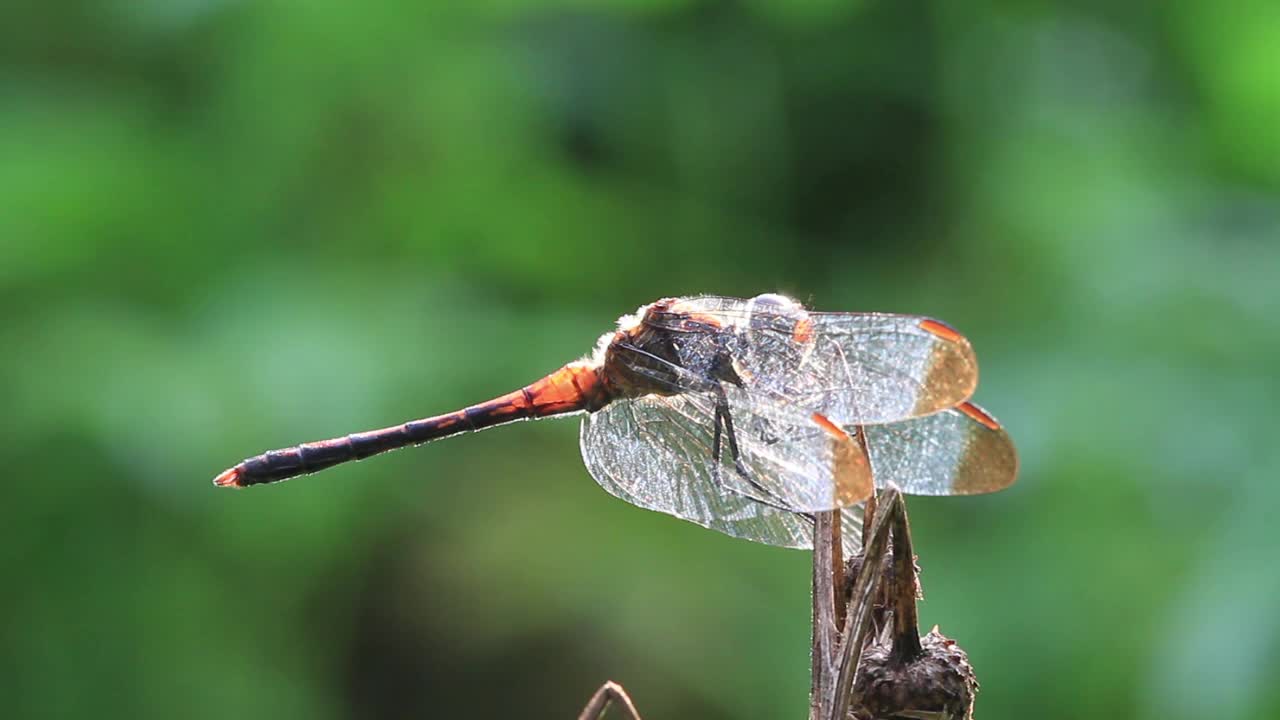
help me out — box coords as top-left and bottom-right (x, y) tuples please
(715, 391), (794, 512)
(577, 680), (642, 720)
(710, 402), (725, 489)
(717, 395), (758, 481)
(709, 399), (764, 502)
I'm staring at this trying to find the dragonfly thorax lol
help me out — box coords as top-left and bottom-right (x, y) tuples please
(598, 300), (739, 400)
(597, 294), (819, 403)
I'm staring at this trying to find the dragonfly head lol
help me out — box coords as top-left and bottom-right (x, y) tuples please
(747, 292), (802, 311)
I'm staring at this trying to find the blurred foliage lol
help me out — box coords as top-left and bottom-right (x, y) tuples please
(2, 1), (1278, 719)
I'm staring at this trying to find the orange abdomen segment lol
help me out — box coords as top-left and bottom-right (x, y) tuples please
(445, 362), (605, 430)
(522, 362), (610, 416)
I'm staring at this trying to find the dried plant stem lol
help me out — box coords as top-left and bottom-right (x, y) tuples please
(577, 680), (642, 720)
(811, 511), (840, 719)
(583, 488), (977, 720)
(829, 487), (902, 720)
(887, 496), (922, 662)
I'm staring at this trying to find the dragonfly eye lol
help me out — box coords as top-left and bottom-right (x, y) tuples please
(749, 293), (800, 310)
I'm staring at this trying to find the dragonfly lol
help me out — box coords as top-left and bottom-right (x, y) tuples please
(213, 294), (1017, 553)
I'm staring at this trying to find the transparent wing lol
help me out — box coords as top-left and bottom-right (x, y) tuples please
(598, 467), (864, 557)
(648, 295), (978, 425)
(580, 390), (872, 549)
(719, 383), (875, 511)
(580, 393), (808, 549)
(792, 312), (977, 423)
(863, 401), (1018, 496)
(837, 507), (865, 557)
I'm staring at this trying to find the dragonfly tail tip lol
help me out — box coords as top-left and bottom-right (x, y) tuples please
(212, 467), (243, 488)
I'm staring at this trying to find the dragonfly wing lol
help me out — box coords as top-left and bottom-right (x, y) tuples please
(862, 401), (1018, 496)
(747, 311), (978, 426)
(643, 296), (978, 424)
(597, 468), (865, 556)
(580, 392), (810, 549)
(719, 383), (874, 511)
(580, 390), (872, 549)
(834, 507), (865, 557)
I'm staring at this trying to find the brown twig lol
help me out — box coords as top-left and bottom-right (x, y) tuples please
(831, 488), (979, 720)
(811, 510), (840, 720)
(583, 488), (978, 720)
(577, 680), (642, 720)
(888, 497), (922, 662)
(829, 487), (902, 720)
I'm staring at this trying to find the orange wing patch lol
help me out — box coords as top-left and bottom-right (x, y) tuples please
(792, 317), (815, 344)
(951, 403), (1018, 494)
(914, 318), (978, 418)
(811, 412), (842, 436)
(956, 401), (1001, 431)
(812, 413), (874, 506)
(918, 318), (963, 343)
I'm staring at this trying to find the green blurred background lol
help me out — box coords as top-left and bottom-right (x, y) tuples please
(4, 1), (1278, 718)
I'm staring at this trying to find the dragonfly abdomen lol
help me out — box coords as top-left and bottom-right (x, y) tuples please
(213, 362), (608, 488)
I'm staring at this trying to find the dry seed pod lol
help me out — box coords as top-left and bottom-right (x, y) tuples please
(850, 626), (977, 720)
